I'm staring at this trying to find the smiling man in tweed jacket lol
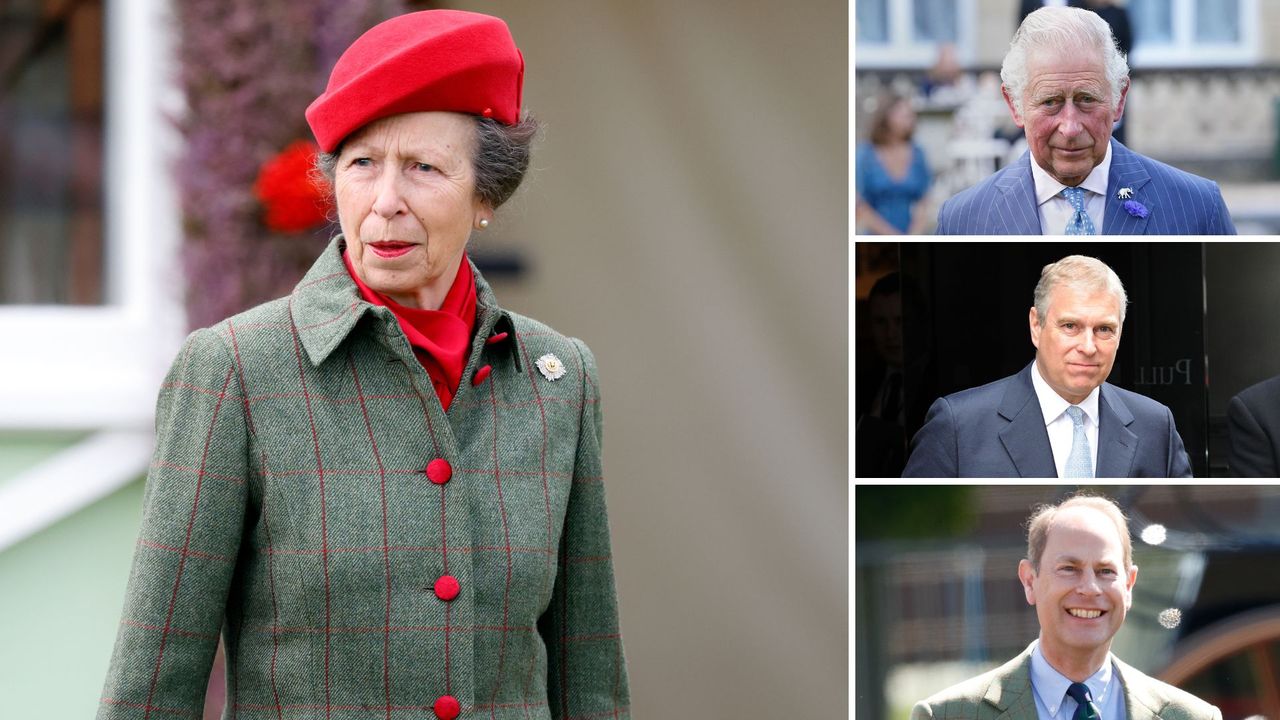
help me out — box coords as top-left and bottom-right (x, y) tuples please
(98, 238), (629, 719)
(913, 496), (1217, 720)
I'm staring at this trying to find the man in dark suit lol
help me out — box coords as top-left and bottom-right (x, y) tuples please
(938, 6), (1234, 235)
(903, 255), (1191, 477)
(913, 495), (1220, 720)
(1227, 375), (1280, 477)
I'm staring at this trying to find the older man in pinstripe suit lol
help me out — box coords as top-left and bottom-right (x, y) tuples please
(937, 6), (1236, 235)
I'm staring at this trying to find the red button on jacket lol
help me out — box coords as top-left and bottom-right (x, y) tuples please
(425, 458), (452, 485)
(434, 575), (460, 601)
(434, 694), (461, 720)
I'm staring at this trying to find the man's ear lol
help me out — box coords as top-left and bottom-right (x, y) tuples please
(1017, 559), (1038, 606)
(1123, 564), (1138, 608)
(1112, 78), (1130, 124)
(1029, 307), (1041, 349)
(1003, 85), (1026, 128)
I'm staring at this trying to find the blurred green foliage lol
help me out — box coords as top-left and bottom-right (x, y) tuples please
(856, 485), (977, 539)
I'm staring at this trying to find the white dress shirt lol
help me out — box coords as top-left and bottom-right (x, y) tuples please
(1030, 641), (1126, 720)
(1030, 142), (1111, 235)
(1031, 361), (1100, 478)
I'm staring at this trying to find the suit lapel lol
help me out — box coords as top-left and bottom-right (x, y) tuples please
(998, 364), (1058, 477)
(1096, 385), (1139, 477)
(993, 153), (1043, 235)
(1115, 658), (1167, 720)
(1103, 141), (1154, 235)
(984, 645), (1040, 720)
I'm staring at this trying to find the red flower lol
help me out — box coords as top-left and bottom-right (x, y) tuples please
(253, 140), (334, 233)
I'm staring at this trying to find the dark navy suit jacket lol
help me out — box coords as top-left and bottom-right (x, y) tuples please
(902, 363), (1193, 478)
(936, 140), (1236, 235)
(1227, 374), (1280, 477)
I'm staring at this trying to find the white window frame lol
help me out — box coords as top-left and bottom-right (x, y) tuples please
(855, 0), (976, 69)
(0, 0), (185, 431)
(1130, 0), (1259, 67)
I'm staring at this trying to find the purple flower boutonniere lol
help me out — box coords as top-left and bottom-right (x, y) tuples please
(1122, 199), (1149, 219)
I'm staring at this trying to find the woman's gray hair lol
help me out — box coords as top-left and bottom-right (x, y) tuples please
(1001, 6), (1129, 113)
(1033, 255), (1128, 326)
(314, 112), (540, 210)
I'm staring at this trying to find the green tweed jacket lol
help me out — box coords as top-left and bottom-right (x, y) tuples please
(912, 643), (1220, 720)
(99, 238), (630, 720)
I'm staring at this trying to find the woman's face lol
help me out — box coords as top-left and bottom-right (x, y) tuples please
(886, 100), (916, 139)
(335, 111), (490, 308)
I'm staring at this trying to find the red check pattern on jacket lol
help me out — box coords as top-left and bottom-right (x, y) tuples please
(99, 238), (630, 720)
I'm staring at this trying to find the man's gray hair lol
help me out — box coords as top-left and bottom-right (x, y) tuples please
(1033, 255), (1128, 326)
(1001, 6), (1129, 113)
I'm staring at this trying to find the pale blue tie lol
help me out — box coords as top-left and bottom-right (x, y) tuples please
(1065, 405), (1094, 478)
(1062, 187), (1096, 235)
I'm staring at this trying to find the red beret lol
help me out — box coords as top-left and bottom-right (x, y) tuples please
(306, 10), (524, 153)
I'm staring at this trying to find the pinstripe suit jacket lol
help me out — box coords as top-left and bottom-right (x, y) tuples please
(912, 644), (1221, 720)
(936, 140), (1237, 235)
(99, 237), (630, 719)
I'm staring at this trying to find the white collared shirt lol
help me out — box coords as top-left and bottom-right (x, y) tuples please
(1029, 641), (1126, 720)
(1031, 361), (1100, 478)
(1031, 142), (1111, 235)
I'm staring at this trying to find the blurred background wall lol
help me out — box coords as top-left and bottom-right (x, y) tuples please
(0, 0), (847, 716)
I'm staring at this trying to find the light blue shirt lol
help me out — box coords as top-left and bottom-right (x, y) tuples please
(1030, 641), (1126, 720)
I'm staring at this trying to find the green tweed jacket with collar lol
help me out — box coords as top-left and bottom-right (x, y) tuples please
(99, 237), (630, 720)
(912, 642), (1220, 720)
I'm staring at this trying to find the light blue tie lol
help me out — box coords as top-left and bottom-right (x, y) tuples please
(1065, 405), (1094, 478)
(1062, 187), (1096, 235)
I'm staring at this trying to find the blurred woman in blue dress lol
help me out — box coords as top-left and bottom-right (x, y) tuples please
(856, 95), (931, 235)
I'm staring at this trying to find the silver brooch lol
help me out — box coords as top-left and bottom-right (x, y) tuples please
(1117, 187), (1133, 199)
(535, 353), (566, 381)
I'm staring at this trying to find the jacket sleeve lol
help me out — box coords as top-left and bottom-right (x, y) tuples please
(910, 701), (937, 720)
(902, 397), (959, 477)
(538, 338), (631, 719)
(1209, 183), (1237, 235)
(99, 328), (250, 719)
(1165, 406), (1193, 478)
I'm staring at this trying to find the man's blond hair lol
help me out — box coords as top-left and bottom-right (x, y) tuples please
(1025, 494), (1132, 571)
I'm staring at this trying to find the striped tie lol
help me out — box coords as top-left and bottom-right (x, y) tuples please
(1066, 682), (1101, 720)
(1062, 187), (1096, 235)
(1065, 406), (1093, 478)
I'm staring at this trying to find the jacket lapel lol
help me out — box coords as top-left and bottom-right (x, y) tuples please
(1096, 384), (1139, 477)
(1103, 141), (1154, 235)
(1115, 657), (1167, 720)
(985, 645), (1040, 720)
(289, 236), (521, 371)
(993, 153), (1043, 235)
(998, 364), (1058, 478)
(290, 236), (376, 367)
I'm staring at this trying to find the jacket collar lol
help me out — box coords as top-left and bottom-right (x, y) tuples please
(997, 364), (1057, 478)
(994, 151), (1044, 235)
(997, 363), (1136, 478)
(980, 644), (1039, 720)
(985, 644), (1165, 720)
(289, 236), (519, 369)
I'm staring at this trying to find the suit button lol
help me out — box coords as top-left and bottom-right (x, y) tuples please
(433, 695), (460, 720)
(472, 364), (492, 386)
(425, 458), (452, 485)
(434, 575), (460, 601)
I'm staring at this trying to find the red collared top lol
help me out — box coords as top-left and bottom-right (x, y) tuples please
(342, 250), (477, 410)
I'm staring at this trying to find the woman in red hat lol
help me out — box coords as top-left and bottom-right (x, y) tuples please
(99, 10), (629, 720)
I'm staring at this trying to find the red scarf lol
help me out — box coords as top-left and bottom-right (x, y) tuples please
(343, 250), (477, 410)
